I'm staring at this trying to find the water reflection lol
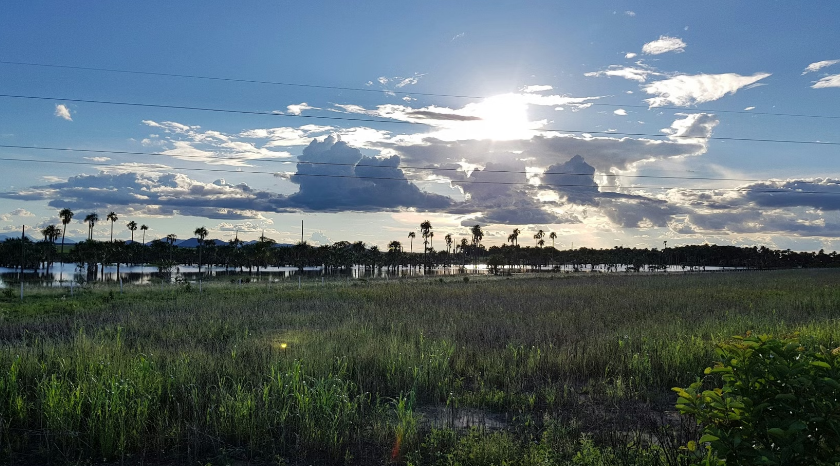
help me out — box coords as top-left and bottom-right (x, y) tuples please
(0, 263), (743, 288)
(0, 263), (496, 288)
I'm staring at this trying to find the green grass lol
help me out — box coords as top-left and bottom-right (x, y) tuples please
(1, 270), (840, 464)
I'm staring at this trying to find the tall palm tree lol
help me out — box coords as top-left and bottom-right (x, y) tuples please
(470, 224), (483, 247)
(194, 226), (208, 273)
(534, 229), (545, 247)
(444, 233), (453, 255)
(58, 208), (73, 259)
(126, 221), (138, 242)
(420, 220), (432, 253)
(140, 224), (149, 244)
(512, 228), (521, 246)
(84, 213), (98, 240)
(106, 212), (118, 242)
(549, 231), (557, 248)
(407, 231), (415, 253)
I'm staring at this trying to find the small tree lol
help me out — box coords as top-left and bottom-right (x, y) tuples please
(675, 333), (840, 466)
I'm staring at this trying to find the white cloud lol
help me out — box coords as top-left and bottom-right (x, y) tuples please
(643, 72), (771, 107)
(624, 10), (636, 16)
(9, 208), (35, 217)
(522, 85), (554, 93)
(812, 74), (840, 89)
(310, 231), (330, 245)
(642, 36), (686, 55)
(452, 32), (465, 41)
(802, 59), (839, 75)
(377, 77), (389, 85)
(744, 106), (755, 111)
(613, 109), (627, 116)
(54, 104), (72, 121)
(395, 75), (423, 88)
(585, 65), (662, 82)
(286, 102), (315, 115)
(83, 156), (111, 162)
(625, 52), (637, 59)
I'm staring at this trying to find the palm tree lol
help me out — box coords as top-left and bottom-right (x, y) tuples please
(106, 212), (118, 242)
(140, 224), (149, 244)
(549, 231), (557, 248)
(534, 229), (545, 247)
(512, 228), (521, 246)
(194, 226), (208, 273)
(84, 213), (99, 240)
(420, 220), (432, 252)
(445, 233), (453, 255)
(470, 224), (483, 247)
(127, 221), (138, 242)
(58, 208), (73, 259)
(407, 231), (415, 253)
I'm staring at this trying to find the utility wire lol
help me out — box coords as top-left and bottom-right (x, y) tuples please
(0, 143), (825, 184)
(2, 59), (838, 120)
(1, 155), (838, 195)
(1, 93), (839, 146)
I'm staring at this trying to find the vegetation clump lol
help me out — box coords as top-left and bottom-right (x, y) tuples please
(675, 333), (840, 465)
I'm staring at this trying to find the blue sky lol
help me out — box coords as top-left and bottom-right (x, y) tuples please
(1, 2), (839, 250)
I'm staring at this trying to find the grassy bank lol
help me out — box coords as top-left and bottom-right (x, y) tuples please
(1, 270), (840, 464)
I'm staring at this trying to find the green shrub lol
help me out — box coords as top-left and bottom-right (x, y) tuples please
(674, 333), (840, 465)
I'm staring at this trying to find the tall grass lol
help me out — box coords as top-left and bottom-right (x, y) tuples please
(1, 270), (840, 463)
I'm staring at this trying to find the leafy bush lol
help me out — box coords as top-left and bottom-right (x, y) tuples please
(674, 333), (840, 465)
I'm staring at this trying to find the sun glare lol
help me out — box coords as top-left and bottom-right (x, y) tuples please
(433, 93), (536, 141)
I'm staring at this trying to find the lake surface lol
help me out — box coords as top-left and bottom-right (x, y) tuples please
(0, 262), (740, 288)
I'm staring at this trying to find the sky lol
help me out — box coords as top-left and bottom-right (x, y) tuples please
(0, 2), (839, 251)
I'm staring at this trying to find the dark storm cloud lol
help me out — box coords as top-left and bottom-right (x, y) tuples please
(284, 136), (452, 211)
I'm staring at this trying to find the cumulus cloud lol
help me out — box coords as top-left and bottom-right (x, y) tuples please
(812, 74), (840, 89)
(625, 52), (637, 59)
(614, 109), (627, 116)
(54, 104), (72, 121)
(286, 103), (316, 115)
(287, 135), (452, 212)
(625, 10), (636, 16)
(83, 156), (111, 162)
(643, 72), (771, 107)
(450, 161), (564, 226)
(642, 35), (686, 55)
(802, 59), (839, 75)
(661, 113), (719, 142)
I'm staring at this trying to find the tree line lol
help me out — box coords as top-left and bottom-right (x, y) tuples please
(2, 211), (839, 276)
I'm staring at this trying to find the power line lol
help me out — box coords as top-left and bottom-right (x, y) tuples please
(1, 155), (838, 195)
(1, 93), (839, 146)
(0, 59), (481, 99)
(2, 59), (839, 120)
(0, 143), (824, 184)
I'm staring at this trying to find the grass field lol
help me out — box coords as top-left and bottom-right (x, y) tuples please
(1, 269), (840, 465)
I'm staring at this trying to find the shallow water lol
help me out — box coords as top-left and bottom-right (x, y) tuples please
(0, 262), (740, 288)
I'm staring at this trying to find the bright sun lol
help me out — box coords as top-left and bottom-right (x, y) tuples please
(432, 93), (536, 141)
